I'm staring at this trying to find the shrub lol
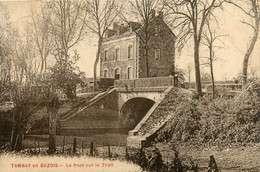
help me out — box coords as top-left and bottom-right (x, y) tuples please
(29, 116), (49, 134)
(127, 146), (164, 172)
(155, 87), (260, 146)
(155, 100), (201, 143)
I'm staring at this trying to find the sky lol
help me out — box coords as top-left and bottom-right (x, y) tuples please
(2, 0), (260, 81)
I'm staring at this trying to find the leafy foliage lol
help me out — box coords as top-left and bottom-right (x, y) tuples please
(49, 50), (85, 100)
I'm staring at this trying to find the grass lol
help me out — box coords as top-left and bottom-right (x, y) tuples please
(156, 142), (260, 172)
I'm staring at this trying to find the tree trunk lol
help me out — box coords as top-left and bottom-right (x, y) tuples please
(10, 113), (16, 149)
(93, 37), (103, 92)
(242, 22), (259, 83)
(194, 40), (203, 96)
(10, 122), (23, 151)
(40, 56), (45, 73)
(10, 127), (18, 150)
(10, 110), (22, 151)
(13, 132), (22, 151)
(188, 72), (191, 83)
(210, 48), (215, 99)
(47, 95), (59, 154)
(145, 43), (149, 77)
(48, 105), (58, 154)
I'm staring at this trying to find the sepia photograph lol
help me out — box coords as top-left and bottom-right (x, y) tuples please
(0, 0), (259, 171)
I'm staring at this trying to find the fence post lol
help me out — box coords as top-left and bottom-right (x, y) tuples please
(38, 139), (40, 153)
(208, 155), (219, 172)
(90, 141), (94, 157)
(81, 141), (84, 156)
(73, 137), (76, 156)
(108, 145), (111, 159)
(33, 137), (36, 153)
(62, 136), (65, 154)
(125, 147), (129, 160)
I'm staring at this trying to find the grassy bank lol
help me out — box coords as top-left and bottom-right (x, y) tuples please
(156, 142), (260, 171)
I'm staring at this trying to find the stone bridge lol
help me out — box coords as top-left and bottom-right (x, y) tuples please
(58, 76), (177, 146)
(117, 87), (167, 113)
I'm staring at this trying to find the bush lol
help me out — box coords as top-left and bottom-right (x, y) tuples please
(156, 87), (260, 146)
(166, 151), (198, 172)
(29, 116), (49, 134)
(127, 146), (164, 172)
(155, 100), (201, 143)
(127, 146), (199, 172)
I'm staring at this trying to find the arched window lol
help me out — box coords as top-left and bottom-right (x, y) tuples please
(104, 50), (108, 62)
(104, 69), (109, 78)
(114, 68), (120, 80)
(128, 44), (133, 59)
(155, 48), (160, 61)
(127, 66), (133, 79)
(115, 47), (120, 61)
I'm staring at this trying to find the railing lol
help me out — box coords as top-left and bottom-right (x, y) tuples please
(114, 76), (175, 88)
(183, 82), (243, 91)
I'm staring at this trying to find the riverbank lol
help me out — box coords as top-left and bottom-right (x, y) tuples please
(156, 142), (260, 171)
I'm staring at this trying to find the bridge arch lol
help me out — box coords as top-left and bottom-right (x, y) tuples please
(119, 97), (155, 130)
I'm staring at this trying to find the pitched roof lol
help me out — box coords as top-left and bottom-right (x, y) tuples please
(103, 15), (176, 43)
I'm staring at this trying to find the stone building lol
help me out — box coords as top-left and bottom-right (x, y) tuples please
(100, 11), (176, 80)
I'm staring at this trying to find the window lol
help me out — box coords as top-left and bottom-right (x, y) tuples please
(128, 45), (133, 59)
(115, 48), (120, 61)
(155, 49), (160, 61)
(104, 50), (108, 62)
(114, 68), (120, 80)
(104, 69), (108, 78)
(127, 67), (133, 79)
(155, 25), (158, 36)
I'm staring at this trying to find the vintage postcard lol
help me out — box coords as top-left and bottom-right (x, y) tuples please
(0, 0), (259, 171)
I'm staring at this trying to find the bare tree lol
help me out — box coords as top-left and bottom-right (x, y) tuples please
(186, 63), (193, 83)
(225, 0), (260, 83)
(0, 2), (13, 92)
(46, 0), (87, 65)
(26, 7), (53, 74)
(163, 0), (223, 97)
(42, 0), (87, 153)
(201, 21), (226, 98)
(0, 2), (54, 151)
(3, 30), (44, 151)
(120, 0), (162, 77)
(81, 0), (121, 91)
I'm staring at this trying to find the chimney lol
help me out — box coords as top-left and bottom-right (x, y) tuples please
(158, 11), (163, 19)
(151, 9), (155, 18)
(113, 23), (120, 35)
(113, 23), (118, 30)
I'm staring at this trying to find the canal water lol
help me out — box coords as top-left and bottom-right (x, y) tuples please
(23, 131), (128, 149)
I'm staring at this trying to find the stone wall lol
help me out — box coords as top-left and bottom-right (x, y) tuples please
(100, 15), (176, 80)
(138, 16), (176, 78)
(100, 33), (138, 79)
(138, 88), (191, 136)
(114, 76), (175, 88)
(59, 90), (120, 136)
(127, 87), (192, 148)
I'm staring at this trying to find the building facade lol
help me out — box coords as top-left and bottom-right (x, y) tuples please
(100, 11), (176, 80)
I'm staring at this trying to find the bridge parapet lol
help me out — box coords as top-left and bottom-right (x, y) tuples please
(114, 76), (176, 88)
